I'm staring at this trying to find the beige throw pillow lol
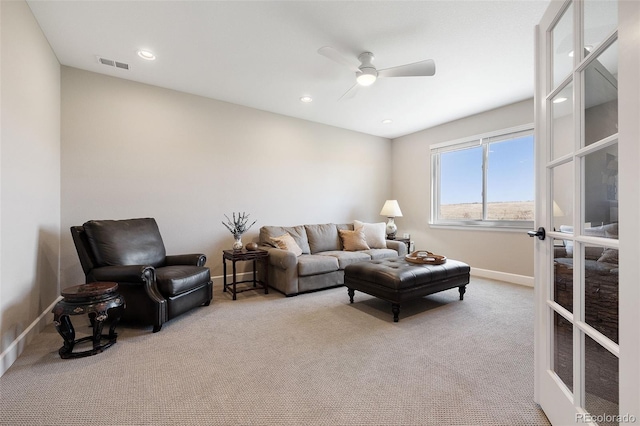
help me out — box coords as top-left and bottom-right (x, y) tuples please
(339, 229), (370, 251)
(270, 233), (303, 257)
(354, 220), (387, 249)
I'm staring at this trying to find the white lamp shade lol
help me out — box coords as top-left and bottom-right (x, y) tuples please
(380, 200), (403, 217)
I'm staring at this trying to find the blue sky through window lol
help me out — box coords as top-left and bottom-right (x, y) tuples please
(440, 135), (534, 205)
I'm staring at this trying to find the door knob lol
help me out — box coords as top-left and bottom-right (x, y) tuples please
(527, 227), (546, 240)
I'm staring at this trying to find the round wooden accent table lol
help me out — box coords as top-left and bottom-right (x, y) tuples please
(51, 282), (125, 359)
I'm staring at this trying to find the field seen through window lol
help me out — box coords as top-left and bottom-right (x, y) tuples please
(440, 201), (534, 221)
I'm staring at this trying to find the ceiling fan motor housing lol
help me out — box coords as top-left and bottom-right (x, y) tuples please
(356, 52), (377, 86)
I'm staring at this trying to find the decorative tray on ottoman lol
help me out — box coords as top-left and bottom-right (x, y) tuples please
(405, 250), (447, 265)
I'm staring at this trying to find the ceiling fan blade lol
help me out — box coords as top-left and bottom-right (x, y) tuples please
(338, 83), (360, 101)
(378, 59), (436, 78)
(318, 46), (361, 73)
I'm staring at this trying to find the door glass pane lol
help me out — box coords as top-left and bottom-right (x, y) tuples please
(584, 0), (617, 61)
(552, 82), (574, 160)
(438, 147), (482, 220)
(552, 161), (573, 230)
(553, 311), (573, 392)
(584, 244), (619, 344)
(552, 2), (574, 89)
(584, 41), (618, 147)
(554, 238), (573, 313)
(584, 145), (618, 230)
(486, 135), (534, 220)
(584, 333), (619, 425)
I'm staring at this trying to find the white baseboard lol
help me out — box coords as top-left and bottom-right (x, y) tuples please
(0, 296), (62, 377)
(470, 267), (534, 287)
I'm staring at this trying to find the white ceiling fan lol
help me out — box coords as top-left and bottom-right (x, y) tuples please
(318, 46), (436, 99)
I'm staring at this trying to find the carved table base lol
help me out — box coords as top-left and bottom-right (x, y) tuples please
(52, 282), (125, 359)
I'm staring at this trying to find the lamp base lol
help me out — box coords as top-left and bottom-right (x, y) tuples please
(385, 217), (397, 240)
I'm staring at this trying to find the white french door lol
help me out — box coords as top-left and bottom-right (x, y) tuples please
(534, 1), (639, 425)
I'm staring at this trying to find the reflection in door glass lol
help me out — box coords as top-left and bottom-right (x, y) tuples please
(584, 244), (618, 344)
(552, 161), (573, 231)
(584, 145), (618, 231)
(584, 333), (619, 425)
(553, 311), (573, 392)
(584, 41), (618, 147)
(584, 0), (617, 61)
(553, 238), (573, 313)
(552, 3), (574, 89)
(552, 82), (574, 160)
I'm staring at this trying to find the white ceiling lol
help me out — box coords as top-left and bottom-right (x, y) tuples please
(27, 0), (550, 139)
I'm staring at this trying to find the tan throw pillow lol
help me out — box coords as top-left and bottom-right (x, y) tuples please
(270, 233), (303, 257)
(354, 220), (387, 249)
(339, 229), (370, 251)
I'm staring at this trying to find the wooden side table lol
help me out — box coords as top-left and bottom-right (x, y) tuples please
(222, 249), (269, 300)
(51, 282), (125, 359)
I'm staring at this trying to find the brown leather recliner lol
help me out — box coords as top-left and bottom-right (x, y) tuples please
(70, 218), (212, 332)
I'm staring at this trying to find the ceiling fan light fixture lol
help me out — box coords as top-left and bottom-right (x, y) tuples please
(300, 96), (313, 103)
(356, 68), (377, 86)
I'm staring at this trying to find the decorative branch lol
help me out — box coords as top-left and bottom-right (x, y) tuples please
(222, 212), (256, 237)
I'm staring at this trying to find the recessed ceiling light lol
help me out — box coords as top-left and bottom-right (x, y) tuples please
(553, 97), (568, 104)
(382, 119), (393, 124)
(137, 50), (156, 60)
(300, 96), (313, 103)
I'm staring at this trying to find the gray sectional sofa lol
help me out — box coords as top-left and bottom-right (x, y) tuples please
(258, 223), (408, 296)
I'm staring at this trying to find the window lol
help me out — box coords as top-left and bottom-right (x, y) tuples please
(431, 125), (534, 228)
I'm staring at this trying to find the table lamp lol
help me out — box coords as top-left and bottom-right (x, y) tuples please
(380, 200), (403, 239)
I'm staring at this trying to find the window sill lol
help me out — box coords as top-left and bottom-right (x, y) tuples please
(429, 221), (533, 232)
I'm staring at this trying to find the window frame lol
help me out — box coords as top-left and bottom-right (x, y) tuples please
(430, 123), (535, 230)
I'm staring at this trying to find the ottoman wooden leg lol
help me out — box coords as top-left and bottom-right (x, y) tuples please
(391, 303), (400, 322)
(348, 288), (355, 304)
(459, 285), (466, 300)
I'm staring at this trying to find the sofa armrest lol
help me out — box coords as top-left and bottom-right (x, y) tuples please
(259, 246), (297, 270)
(166, 254), (207, 267)
(386, 240), (408, 256)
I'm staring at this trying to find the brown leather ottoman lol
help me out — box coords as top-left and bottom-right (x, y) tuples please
(344, 257), (470, 322)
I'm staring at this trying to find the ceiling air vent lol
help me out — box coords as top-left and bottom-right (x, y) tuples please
(97, 56), (129, 71)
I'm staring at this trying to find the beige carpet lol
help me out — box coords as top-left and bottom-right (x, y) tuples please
(0, 278), (549, 426)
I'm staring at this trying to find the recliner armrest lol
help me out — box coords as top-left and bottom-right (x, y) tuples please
(88, 265), (165, 304)
(166, 254), (207, 267)
(88, 264), (154, 283)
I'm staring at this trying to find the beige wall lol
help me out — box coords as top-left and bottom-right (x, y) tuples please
(390, 99), (535, 277)
(0, 1), (61, 372)
(60, 67), (391, 286)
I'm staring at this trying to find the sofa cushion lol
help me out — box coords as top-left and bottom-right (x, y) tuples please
(260, 225), (311, 254)
(305, 224), (341, 253)
(365, 248), (401, 260)
(318, 250), (371, 269)
(156, 265), (211, 297)
(297, 255), (339, 276)
(84, 218), (166, 267)
(354, 220), (387, 249)
(270, 233), (303, 257)
(338, 229), (370, 251)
